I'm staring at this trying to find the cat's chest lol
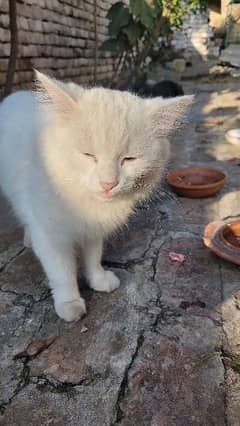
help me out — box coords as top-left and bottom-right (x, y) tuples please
(71, 198), (133, 236)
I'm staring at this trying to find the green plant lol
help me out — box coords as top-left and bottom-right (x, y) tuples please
(101, 0), (207, 87)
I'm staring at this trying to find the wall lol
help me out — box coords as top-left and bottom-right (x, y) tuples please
(209, 0), (240, 30)
(0, 0), (116, 93)
(171, 9), (216, 58)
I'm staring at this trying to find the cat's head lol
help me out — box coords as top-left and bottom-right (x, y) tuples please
(35, 71), (193, 204)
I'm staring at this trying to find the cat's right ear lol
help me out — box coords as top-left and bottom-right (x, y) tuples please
(34, 69), (78, 117)
(146, 95), (194, 139)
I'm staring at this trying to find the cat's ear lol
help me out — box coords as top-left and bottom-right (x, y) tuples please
(146, 95), (194, 138)
(34, 69), (78, 116)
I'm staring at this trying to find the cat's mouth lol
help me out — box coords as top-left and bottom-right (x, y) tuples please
(96, 189), (117, 201)
(100, 191), (113, 200)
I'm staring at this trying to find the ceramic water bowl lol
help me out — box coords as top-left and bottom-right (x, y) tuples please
(204, 220), (240, 265)
(167, 166), (226, 198)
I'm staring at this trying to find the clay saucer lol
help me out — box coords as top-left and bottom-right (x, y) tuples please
(167, 166), (226, 198)
(203, 220), (240, 265)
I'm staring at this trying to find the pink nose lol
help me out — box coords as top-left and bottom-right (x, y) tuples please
(100, 181), (117, 192)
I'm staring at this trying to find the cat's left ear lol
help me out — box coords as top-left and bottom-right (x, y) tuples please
(146, 95), (194, 138)
(34, 69), (78, 117)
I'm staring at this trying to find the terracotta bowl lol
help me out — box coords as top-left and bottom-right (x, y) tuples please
(219, 222), (240, 250)
(167, 166), (226, 198)
(203, 220), (240, 266)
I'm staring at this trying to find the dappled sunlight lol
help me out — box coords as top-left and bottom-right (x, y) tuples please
(206, 191), (240, 222)
(195, 87), (240, 161)
(202, 89), (240, 116)
(207, 138), (240, 161)
(189, 25), (211, 57)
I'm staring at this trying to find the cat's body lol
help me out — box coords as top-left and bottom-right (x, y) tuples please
(0, 72), (192, 321)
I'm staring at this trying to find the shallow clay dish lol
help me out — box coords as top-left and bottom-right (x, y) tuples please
(167, 166), (226, 198)
(203, 220), (240, 266)
(220, 221), (240, 251)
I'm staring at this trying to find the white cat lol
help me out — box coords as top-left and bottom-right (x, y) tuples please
(0, 71), (193, 321)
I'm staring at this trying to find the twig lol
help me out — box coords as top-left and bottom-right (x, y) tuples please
(110, 51), (125, 88)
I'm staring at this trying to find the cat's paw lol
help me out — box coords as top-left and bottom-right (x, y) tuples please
(89, 270), (120, 293)
(55, 298), (86, 322)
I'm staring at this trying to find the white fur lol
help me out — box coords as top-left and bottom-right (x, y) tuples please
(0, 71), (193, 321)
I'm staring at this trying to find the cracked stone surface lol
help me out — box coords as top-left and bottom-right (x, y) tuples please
(1, 80), (240, 425)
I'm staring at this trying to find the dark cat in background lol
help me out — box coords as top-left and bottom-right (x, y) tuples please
(132, 79), (184, 98)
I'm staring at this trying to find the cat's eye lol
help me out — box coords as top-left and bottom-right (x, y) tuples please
(121, 157), (137, 165)
(83, 153), (97, 162)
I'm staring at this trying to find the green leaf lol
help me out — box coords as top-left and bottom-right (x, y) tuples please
(150, 0), (163, 17)
(107, 2), (131, 36)
(122, 22), (144, 46)
(100, 38), (127, 52)
(106, 2), (124, 20)
(130, 0), (154, 28)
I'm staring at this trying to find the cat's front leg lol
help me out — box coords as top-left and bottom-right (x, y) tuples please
(30, 225), (86, 321)
(83, 237), (120, 292)
(24, 226), (32, 248)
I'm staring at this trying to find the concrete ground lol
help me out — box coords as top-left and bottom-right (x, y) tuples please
(0, 79), (240, 426)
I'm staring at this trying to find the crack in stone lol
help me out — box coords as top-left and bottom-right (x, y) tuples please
(140, 218), (163, 260)
(0, 246), (26, 274)
(104, 208), (168, 274)
(0, 286), (20, 296)
(220, 346), (230, 426)
(112, 332), (144, 425)
(0, 280), (50, 306)
(151, 298), (182, 332)
(0, 286), (52, 414)
(0, 372), (98, 415)
(104, 232), (164, 273)
(218, 264), (229, 426)
(150, 237), (167, 283)
(33, 374), (97, 394)
(0, 357), (30, 415)
(0, 351), (100, 415)
(103, 259), (143, 271)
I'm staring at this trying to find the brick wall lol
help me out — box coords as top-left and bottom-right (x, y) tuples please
(0, 0), (116, 93)
(171, 9), (217, 58)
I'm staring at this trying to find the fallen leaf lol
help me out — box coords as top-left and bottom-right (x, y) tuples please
(14, 335), (57, 359)
(168, 252), (186, 263)
(80, 325), (88, 333)
(0, 303), (10, 311)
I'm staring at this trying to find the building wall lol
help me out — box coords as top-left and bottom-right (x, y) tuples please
(171, 1), (240, 59)
(0, 0), (116, 93)
(209, 0), (240, 30)
(171, 9), (216, 58)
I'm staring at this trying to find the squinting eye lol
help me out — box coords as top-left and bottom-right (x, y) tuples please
(83, 153), (97, 162)
(122, 157), (137, 165)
